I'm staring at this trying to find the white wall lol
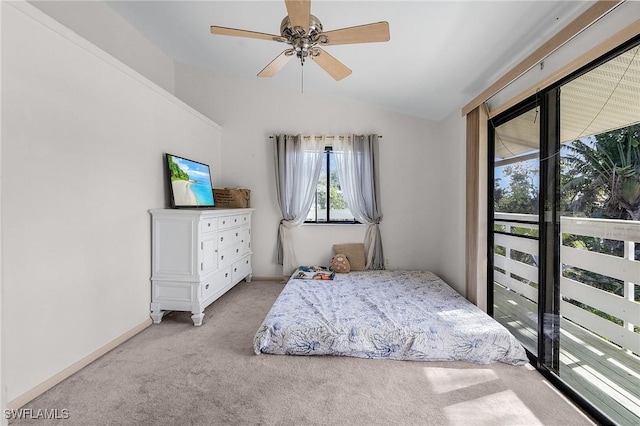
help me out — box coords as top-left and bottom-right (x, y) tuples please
(29, 1), (176, 95)
(173, 62), (450, 284)
(435, 110), (467, 290)
(1, 2), (221, 403)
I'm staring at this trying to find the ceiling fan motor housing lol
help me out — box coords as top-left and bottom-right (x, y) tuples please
(280, 15), (328, 60)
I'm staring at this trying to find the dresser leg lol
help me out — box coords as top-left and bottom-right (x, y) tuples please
(191, 312), (204, 326)
(245, 274), (252, 283)
(150, 304), (164, 324)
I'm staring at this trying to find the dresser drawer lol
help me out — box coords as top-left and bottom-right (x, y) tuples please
(232, 255), (251, 281)
(218, 243), (242, 267)
(200, 218), (218, 234)
(200, 279), (216, 302)
(229, 214), (250, 227)
(218, 216), (232, 229)
(201, 267), (232, 301)
(218, 228), (242, 249)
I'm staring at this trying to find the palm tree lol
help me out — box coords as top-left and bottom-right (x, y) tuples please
(562, 124), (640, 220)
(562, 124), (640, 304)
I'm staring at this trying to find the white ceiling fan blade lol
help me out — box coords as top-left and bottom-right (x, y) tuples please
(210, 26), (281, 42)
(311, 48), (352, 81)
(323, 22), (390, 45)
(258, 50), (294, 77)
(285, 0), (311, 34)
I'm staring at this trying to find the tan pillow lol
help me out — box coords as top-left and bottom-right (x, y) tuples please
(331, 253), (351, 273)
(333, 243), (366, 271)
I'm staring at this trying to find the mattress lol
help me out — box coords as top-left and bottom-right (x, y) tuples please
(254, 270), (528, 365)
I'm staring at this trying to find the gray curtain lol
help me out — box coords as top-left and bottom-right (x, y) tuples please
(274, 134), (324, 275)
(333, 134), (385, 269)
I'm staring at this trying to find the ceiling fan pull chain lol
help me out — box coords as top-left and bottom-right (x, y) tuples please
(301, 62), (304, 94)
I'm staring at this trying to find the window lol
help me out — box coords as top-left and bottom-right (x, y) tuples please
(305, 146), (356, 223)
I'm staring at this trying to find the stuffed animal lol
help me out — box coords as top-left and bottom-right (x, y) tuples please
(331, 253), (351, 273)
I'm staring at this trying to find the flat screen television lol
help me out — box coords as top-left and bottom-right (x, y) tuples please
(165, 153), (215, 208)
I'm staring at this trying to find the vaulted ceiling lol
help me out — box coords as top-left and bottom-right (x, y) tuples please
(105, 1), (594, 121)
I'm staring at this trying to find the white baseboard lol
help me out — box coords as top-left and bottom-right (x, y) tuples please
(7, 318), (152, 410)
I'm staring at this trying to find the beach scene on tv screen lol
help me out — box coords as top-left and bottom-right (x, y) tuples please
(168, 155), (214, 206)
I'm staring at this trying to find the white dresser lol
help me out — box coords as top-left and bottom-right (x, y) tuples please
(149, 208), (254, 326)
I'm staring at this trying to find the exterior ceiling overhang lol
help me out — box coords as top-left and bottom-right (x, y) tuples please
(495, 46), (640, 161)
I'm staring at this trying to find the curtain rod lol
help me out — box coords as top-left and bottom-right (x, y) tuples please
(269, 135), (382, 139)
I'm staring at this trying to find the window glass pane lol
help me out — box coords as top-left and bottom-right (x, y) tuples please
(328, 151), (353, 221)
(492, 105), (540, 356)
(306, 193), (318, 222)
(557, 44), (640, 425)
(307, 153), (327, 222)
(317, 153), (328, 222)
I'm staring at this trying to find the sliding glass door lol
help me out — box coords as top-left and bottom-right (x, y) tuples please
(555, 43), (640, 425)
(490, 39), (640, 425)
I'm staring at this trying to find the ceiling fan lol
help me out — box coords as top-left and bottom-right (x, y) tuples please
(210, 0), (390, 81)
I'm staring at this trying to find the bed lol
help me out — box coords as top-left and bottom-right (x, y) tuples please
(253, 270), (528, 365)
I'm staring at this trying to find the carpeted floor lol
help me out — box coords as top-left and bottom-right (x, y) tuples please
(11, 280), (594, 425)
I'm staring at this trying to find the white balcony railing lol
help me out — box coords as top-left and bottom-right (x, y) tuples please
(494, 212), (640, 355)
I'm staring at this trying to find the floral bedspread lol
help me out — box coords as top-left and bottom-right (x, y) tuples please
(253, 270), (528, 365)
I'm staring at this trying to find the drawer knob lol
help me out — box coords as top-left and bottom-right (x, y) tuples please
(225, 272), (228, 278)
(220, 237), (224, 242)
(235, 232), (239, 237)
(208, 223), (211, 227)
(221, 255), (224, 260)
(236, 248), (239, 253)
(205, 284), (209, 289)
(234, 267), (237, 272)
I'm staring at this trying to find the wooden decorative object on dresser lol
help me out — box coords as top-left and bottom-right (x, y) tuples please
(149, 208), (254, 326)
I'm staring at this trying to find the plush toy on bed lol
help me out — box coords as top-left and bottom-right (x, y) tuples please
(331, 253), (351, 273)
(333, 243), (365, 271)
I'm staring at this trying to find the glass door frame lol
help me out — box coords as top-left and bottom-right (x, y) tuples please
(538, 87), (560, 375)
